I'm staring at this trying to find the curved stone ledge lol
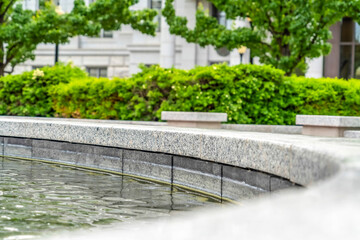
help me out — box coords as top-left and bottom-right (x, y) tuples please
(1, 117), (358, 187)
(1, 117), (360, 239)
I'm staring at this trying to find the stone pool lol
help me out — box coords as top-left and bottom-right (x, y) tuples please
(0, 157), (220, 239)
(2, 117), (360, 239)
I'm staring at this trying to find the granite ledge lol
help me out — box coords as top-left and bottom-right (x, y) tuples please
(161, 111), (227, 122)
(344, 130), (360, 139)
(296, 115), (360, 127)
(1, 116), (360, 187)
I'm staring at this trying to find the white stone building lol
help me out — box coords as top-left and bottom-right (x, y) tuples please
(16, 0), (358, 79)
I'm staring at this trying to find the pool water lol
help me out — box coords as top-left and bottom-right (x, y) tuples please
(0, 157), (221, 239)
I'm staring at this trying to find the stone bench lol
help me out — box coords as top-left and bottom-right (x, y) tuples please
(296, 115), (360, 137)
(344, 131), (360, 139)
(161, 111), (227, 129)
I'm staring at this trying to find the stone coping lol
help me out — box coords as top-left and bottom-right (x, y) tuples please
(296, 115), (360, 127)
(3, 116), (303, 134)
(344, 130), (360, 138)
(222, 124), (302, 134)
(161, 111), (227, 122)
(0, 116), (359, 239)
(0, 116), (359, 186)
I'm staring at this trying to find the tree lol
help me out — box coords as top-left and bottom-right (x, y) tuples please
(0, 0), (157, 76)
(163, 0), (359, 75)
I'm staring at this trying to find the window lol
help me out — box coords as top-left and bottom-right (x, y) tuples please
(101, 30), (113, 38)
(149, 0), (162, 32)
(209, 61), (229, 65)
(211, 4), (229, 28)
(339, 17), (360, 79)
(87, 67), (107, 78)
(91, 29), (113, 38)
(32, 66), (45, 70)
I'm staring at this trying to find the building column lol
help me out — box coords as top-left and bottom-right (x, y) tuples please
(160, 0), (176, 68)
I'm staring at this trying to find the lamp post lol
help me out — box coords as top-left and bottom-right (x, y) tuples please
(237, 46), (247, 64)
(54, 5), (64, 65)
(246, 17), (254, 64)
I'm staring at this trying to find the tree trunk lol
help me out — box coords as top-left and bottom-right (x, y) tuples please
(0, 65), (5, 77)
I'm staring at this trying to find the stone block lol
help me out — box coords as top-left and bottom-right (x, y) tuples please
(223, 165), (271, 191)
(222, 178), (265, 201)
(302, 126), (348, 138)
(93, 146), (122, 158)
(173, 156), (222, 196)
(296, 115), (360, 137)
(32, 141), (123, 172)
(5, 137), (32, 146)
(0, 137), (3, 156)
(32, 139), (68, 151)
(32, 147), (80, 164)
(96, 155), (122, 172)
(167, 121), (222, 129)
(110, 56), (125, 66)
(4, 137), (32, 158)
(221, 124), (302, 135)
(344, 131), (360, 139)
(162, 111), (227, 122)
(173, 156), (221, 176)
(4, 143), (32, 158)
(83, 56), (109, 66)
(296, 115), (360, 127)
(161, 111), (227, 129)
(61, 142), (94, 154)
(123, 150), (171, 183)
(270, 176), (294, 191)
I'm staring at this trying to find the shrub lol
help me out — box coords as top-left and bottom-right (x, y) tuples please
(51, 65), (186, 120)
(291, 77), (360, 116)
(0, 63), (87, 116)
(158, 64), (298, 124)
(2, 63), (360, 125)
(49, 64), (303, 124)
(51, 64), (360, 124)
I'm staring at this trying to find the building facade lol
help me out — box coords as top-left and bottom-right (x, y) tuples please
(16, 0), (356, 79)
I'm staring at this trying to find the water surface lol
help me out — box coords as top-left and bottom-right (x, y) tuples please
(0, 157), (220, 239)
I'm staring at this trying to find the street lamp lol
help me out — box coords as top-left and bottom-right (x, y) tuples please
(55, 5), (64, 65)
(237, 46), (247, 64)
(246, 17), (254, 64)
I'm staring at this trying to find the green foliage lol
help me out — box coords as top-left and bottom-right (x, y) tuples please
(50, 65), (186, 120)
(0, 63), (87, 116)
(50, 64), (360, 125)
(162, 0), (357, 75)
(2, 64), (360, 125)
(291, 77), (360, 116)
(0, 0), (157, 75)
(158, 64), (296, 125)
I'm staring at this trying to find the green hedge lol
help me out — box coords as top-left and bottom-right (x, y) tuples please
(291, 77), (360, 116)
(1, 64), (360, 125)
(0, 63), (87, 116)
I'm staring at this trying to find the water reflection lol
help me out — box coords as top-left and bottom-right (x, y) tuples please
(0, 157), (220, 239)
